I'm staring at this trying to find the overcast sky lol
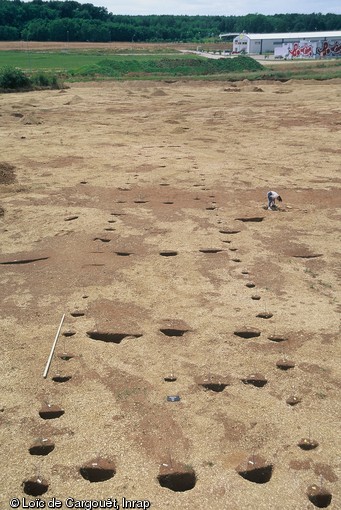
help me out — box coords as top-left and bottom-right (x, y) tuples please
(84, 0), (341, 16)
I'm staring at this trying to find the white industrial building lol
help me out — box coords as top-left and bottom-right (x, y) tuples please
(219, 31), (341, 57)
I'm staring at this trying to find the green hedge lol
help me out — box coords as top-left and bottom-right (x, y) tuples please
(0, 66), (63, 91)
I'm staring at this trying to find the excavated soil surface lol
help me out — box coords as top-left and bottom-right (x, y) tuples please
(1, 78), (340, 509)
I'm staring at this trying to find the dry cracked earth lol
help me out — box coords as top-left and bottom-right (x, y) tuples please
(0, 77), (340, 509)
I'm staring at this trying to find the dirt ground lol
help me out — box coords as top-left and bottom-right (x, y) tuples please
(0, 77), (340, 510)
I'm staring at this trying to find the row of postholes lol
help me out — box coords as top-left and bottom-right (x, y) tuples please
(20, 200), (332, 508)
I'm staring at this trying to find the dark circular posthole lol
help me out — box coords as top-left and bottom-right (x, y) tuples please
(298, 438), (319, 450)
(276, 359), (295, 370)
(242, 373), (267, 387)
(257, 312), (273, 319)
(115, 252), (132, 256)
(23, 476), (49, 496)
(268, 335), (288, 343)
(159, 251), (178, 257)
(234, 329), (261, 339)
(160, 328), (189, 337)
(93, 237), (110, 243)
(201, 383), (227, 392)
(158, 463), (196, 492)
(219, 230), (240, 234)
(164, 374), (177, 382)
(236, 455), (273, 484)
(251, 295), (261, 300)
(39, 404), (65, 420)
(58, 352), (75, 361)
(29, 438), (55, 456)
(286, 395), (301, 406)
(307, 485), (332, 507)
(196, 374), (231, 393)
(246, 282), (256, 288)
(62, 330), (76, 337)
(80, 458), (116, 483)
(199, 248), (223, 254)
(235, 217), (264, 223)
(163, 201), (174, 204)
(52, 374), (72, 383)
(87, 331), (142, 343)
(232, 258), (241, 262)
(70, 311), (85, 317)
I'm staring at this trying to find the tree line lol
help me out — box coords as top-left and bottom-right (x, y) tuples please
(0, 0), (340, 42)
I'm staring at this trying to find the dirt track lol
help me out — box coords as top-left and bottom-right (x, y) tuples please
(0, 78), (340, 509)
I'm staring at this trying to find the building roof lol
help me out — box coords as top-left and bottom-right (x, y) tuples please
(232, 31), (341, 40)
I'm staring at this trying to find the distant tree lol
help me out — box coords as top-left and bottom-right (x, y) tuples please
(0, 25), (20, 40)
(0, 2), (340, 42)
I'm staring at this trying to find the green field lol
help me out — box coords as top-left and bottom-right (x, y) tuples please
(1, 50), (341, 83)
(0, 51), (263, 80)
(0, 50), (112, 71)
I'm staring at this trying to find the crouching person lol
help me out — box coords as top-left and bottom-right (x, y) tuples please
(267, 190), (282, 210)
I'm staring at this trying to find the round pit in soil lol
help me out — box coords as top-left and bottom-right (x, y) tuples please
(80, 457), (116, 483)
(164, 374), (177, 382)
(29, 438), (55, 456)
(52, 374), (72, 383)
(70, 310), (85, 317)
(199, 248), (223, 254)
(298, 438), (319, 450)
(160, 328), (189, 337)
(234, 328), (261, 339)
(158, 461), (196, 492)
(257, 312), (273, 319)
(286, 395), (301, 406)
(268, 335), (288, 343)
(246, 282), (256, 288)
(62, 330), (76, 337)
(39, 404), (65, 420)
(307, 485), (332, 508)
(235, 217), (264, 223)
(236, 455), (273, 484)
(251, 295), (261, 300)
(242, 373), (267, 387)
(23, 476), (49, 496)
(87, 331), (142, 343)
(159, 251), (178, 257)
(196, 374), (231, 392)
(276, 359), (295, 370)
(57, 352), (75, 361)
(219, 230), (240, 234)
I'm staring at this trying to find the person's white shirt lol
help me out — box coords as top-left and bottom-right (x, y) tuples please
(268, 191), (279, 199)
